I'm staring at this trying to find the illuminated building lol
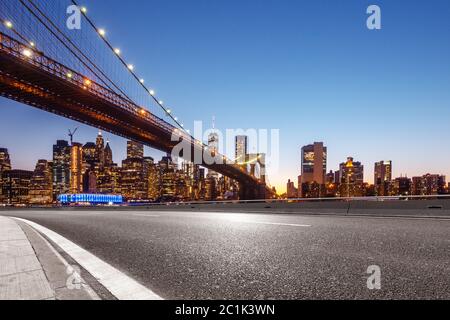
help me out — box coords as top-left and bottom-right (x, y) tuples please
(70, 143), (83, 194)
(104, 141), (113, 167)
(412, 174), (446, 195)
(29, 160), (53, 204)
(121, 158), (146, 200)
(339, 157), (364, 197)
(97, 164), (121, 195)
(1, 170), (33, 205)
(374, 161), (392, 196)
(127, 140), (144, 159)
(0, 148), (11, 172)
(144, 157), (159, 200)
(95, 131), (105, 165)
(207, 118), (219, 179)
(52, 140), (71, 198)
(300, 142), (327, 197)
(82, 169), (97, 194)
(205, 175), (217, 201)
(391, 176), (411, 196)
(158, 155), (176, 201)
(82, 142), (97, 167)
(235, 135), (248, 165)
(0, 148), (12, 203)
(121, 141), (146, 200)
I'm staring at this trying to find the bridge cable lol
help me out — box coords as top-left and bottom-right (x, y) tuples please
(18, 0), (135, 104)
(70, 0), (194, 136)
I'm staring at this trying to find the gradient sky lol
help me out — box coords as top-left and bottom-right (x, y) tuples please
(1, 0), (450, 193)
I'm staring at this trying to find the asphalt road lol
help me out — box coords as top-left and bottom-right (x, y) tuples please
(1, 210), (449, 299)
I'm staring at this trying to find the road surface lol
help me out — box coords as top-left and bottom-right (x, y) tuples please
(1, 210), (449, 299)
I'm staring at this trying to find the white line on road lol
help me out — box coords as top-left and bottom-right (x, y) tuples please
(251, 221), (311, 227)
(133, 214), (161, 218)
(13, 217), (163, 300)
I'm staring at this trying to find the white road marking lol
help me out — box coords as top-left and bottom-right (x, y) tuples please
(14, 217), (162, 300)
(133, 214), (161, 218)
(251, 221), (311, 227)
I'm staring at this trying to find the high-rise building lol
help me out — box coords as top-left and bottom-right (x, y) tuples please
(120, 140), (147, 200)
(127, 140), (144, 159)
(95, 131), (105, 165)
(235, 135), (248, 165)
(82, 142), (97, 167)
(411, 174), (446, 196)
(70, 142), (83, 194)
(0, 148), (11, 172)
(339, 157), (364, 197)
(207, 128), (219, 179)
(29, 160), (53, 204)
(0, 148), (12, 203)
(52, 140), (71, 198)
(158, 155), (176, 201)
(121, 158), (146, 200)
(1, 170), (33, 205)
(391, 177), (411, 196)
(144, 157), (159, 200)
(374, 161), (392, 196)
(104, 141), (113, 167)
(97, 164), (121, 195)
(286, 179), (298, 198)
(300, 142), (327, 197)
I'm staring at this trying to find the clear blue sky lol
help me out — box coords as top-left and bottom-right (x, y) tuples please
(1, 0), (449, 192)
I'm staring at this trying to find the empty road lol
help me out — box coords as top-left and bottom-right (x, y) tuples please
(1, 209), (449, 299)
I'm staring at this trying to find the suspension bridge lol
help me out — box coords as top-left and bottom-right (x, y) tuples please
(0, 0), (275, 200)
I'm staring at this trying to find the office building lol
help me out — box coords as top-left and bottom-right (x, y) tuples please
(29, 160), (53, 204)
(374, 161), (392, 196)
(300, 142), (327, 197)
(339, 157), (364, 197)
(52, 140), (71, 198)
(70, 142), (83, 194)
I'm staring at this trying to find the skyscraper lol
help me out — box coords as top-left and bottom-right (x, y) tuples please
(0, 148), (12, 203)
(121, 141), (146, 200)
(82, 142), (97, 167)
(1, 170), (33, 205)
(95, 131), (105, 165)
(300, 142), (327, 197)
(286, 179), (298, 198)
(104, 141), (113, 167)
(235, 135), (248, 165)
(52, 140), (71, 198)
(70, 142), (83, 194)
(391, 177), (411, 196)
(158, 155), (176, 201)
(127, 140), (144, 159)
(207, 119), (219, 180)
(339, 157), (364, 197)
(29, 160), (53, 204)
(0, 148), (11, 172)
(374, 161), (392, 196)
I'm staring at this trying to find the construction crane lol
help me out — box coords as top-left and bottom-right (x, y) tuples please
(68, 127), (78, 146)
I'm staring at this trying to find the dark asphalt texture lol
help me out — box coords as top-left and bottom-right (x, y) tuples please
(1, 210), (449, 299)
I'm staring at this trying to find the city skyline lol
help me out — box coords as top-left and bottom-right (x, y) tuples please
(1, 134), (448, 200)
(1, 0), (450, 193)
